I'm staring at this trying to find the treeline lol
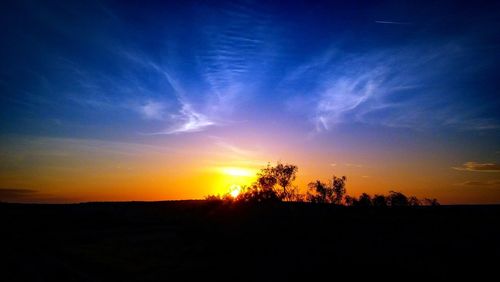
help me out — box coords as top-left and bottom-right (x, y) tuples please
(206, 162), (440, 206)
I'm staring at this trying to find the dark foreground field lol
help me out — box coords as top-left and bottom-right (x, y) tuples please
(1, 201), (499, 281)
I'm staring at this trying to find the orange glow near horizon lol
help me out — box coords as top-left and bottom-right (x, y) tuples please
(0, 134), (499, 204)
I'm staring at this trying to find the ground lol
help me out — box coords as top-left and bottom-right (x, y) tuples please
(1, 201), (499, 281)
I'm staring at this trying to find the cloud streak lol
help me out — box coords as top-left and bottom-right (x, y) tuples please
(453, 162), (500, 172)
(455, 180), (500, 187)
(375, 20), (412, 25)
(0, 188), (38, 196)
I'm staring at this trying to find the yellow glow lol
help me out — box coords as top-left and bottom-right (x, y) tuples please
(219, 167), (255, 177)
(210, 166), (257, 196)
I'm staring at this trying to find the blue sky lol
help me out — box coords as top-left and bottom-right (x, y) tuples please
(1, 0), (499, 203)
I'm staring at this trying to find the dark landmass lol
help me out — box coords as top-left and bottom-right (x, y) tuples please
(1, 201), (499, 281)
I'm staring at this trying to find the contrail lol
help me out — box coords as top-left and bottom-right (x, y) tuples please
(375, 20), (412, 25)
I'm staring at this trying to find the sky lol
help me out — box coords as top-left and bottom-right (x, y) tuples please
(1, 0), (499, 204)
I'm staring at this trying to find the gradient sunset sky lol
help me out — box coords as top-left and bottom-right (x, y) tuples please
(1, 0), (499, 204)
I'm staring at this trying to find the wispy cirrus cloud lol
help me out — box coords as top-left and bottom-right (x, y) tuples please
(284, 42), (498, 132)
(196, 1), (279, 115)
(59, 47), (218, 135)
(452, 162), (500, 172)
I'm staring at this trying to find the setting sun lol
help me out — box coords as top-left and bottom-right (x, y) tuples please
(229, 184), (241, 198)
(214, 167), (256, 196)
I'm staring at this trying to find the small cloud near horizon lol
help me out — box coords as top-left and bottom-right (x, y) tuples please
(454, 180), (500, 187)
(452, 162), (500, 172)
(0, 188), (38, 201)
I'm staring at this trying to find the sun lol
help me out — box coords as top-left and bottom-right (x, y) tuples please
(229, 184), (241, 198)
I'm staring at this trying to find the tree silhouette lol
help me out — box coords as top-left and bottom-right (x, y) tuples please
(257, 163), (277, 191)
(307, 180), (331, 203)
(422, 198), (440, 206)
(285, 185), (304, 202)
(344, 195), (357, 206)
(272, 162), (298, 200)
(357, 193), (372, 207)
(331, 176), (347, 205)
(408, 196), (421, 206)
(306, 175), (347, 204)
(387, 191), (409, 207)
(235, 163), (287, 203)
(372, 194), (388, 207)
(236, 184), (281, 203)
